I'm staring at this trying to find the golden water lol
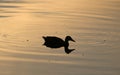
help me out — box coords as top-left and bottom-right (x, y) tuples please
(0, 0), (120, 75)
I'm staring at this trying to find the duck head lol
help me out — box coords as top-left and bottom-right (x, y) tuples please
(65, 36), (75, 42)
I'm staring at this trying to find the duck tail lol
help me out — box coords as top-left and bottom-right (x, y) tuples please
(42, 36), (46, 46)
(42, 36), (46, 39)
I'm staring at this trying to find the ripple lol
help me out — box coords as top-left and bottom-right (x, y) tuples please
(0, 0), (26, 3)
(0, 5), (20, 8)
(0, 56), (79, 65)
(0, 15), (11, 18)
(0, 48), (81, 65)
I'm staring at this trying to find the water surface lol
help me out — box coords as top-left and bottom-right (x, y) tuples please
(0, 0), (120, 75)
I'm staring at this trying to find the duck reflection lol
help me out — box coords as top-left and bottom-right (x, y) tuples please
(43, 36), (75, 54)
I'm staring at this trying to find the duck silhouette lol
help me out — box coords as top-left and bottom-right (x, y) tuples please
(42, 36), (75, 54)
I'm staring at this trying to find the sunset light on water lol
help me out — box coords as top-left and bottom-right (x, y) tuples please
(0, 0), (120, 75)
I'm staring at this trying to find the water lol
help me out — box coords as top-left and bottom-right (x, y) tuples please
(0, 0), (120, 75)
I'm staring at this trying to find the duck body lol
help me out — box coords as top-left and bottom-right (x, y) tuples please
(42, 36), (75, 54)
(43, 36), (65, 48)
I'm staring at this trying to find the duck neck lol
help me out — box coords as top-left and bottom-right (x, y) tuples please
(64, 47), (75, 54)
(65, 38), (69, 47)
(64, 47), (71, 54)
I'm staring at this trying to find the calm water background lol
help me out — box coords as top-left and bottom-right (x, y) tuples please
(0, 0), (120, 75)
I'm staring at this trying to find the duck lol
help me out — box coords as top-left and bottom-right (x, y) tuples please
(42, 36), (75, 54)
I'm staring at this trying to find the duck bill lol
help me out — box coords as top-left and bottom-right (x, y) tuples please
(71, 39), (75, 42)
